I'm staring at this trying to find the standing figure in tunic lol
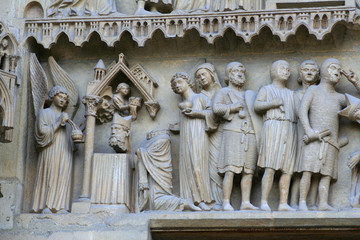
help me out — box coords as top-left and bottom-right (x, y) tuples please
(171, 72), (215, 211)
(290, 60), (320, 208)
(255, 60), (297, 211)
(32, 86), (73, 214)
(298, 59), (360, 211)
(213, 62), (261, 211)
(194, 63), (223, 210)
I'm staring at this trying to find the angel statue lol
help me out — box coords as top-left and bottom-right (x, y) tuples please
(30, 54), (81, 214)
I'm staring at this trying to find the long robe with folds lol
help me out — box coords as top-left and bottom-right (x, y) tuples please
(256, 85), (297, 174)
(32, 108), (73, 212)
(211, 0), (243, 11)
(173, 0), (210, 11)
(200, 86), (223, 205)
(179, 93), (215, 205)
(47, 0), (117, 16)
(138, 133), (184, 211)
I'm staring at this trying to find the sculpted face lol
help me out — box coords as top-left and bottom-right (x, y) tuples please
(229, 64), (246, 87)
(172, 77), (188, 94)
(300, 63), (319, 84)
(120, 86), (130, 96)
(53, 93), (68, 109)
(277, 63), (290, 82)
(327, 63), (342, 84)
(196, 68), (213, 88)
(1, 39), (8, 48)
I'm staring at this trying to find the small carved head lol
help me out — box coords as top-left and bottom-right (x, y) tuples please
(298, 60), (319, 85)
(47, 86), (69, 108)
(195, 63), (220, 90)
(115, 83), (130, 96)
(321, 58), (342, 85)
(270, 60), (290, 83)
(1, 38), (8, 49)
(224, 62), (246, 87)
(171, 72), (193, 94)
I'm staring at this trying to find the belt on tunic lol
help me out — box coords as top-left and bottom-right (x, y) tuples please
(264, 118), (297, 124)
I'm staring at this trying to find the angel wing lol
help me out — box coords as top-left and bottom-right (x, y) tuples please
(30, 53), (48, 117)
(48, 56), (79, 119)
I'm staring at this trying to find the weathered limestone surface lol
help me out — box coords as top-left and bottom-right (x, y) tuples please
(4, 0), (360, 239)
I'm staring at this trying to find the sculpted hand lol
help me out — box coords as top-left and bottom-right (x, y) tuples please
(230, 101), (243, 113)
(342, 69), (359, 84)
(303, 129), (319, 144)
(272, 98), (284, 108)
(182, 108), (204, 119)
(348, 151), (360, 169)
(60, 112), (69, 126)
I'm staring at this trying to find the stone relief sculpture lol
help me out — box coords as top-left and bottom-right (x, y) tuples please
(47, 0), (119, 17)
(298, 59), (360, 211)
(213, 62), (261, 211)
(32, 86), (81, 214)
(30, 54), (82, 214)
(0, 26), (20, 142)
(171, 72), (216, 211)
(339, 93), (360, 208)
(135, 0), (173, 15)
(194, 63), (223, 210)
(290, 60), (320, 209)
(137, 129), (201, 211)
(254, 60), (297, 211)
(109, 82), (142, 153)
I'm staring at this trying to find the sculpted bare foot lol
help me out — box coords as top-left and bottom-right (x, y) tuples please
(56, 209), (69, 214)
(318, 203), (337, 211)
(223, 202), (234, 211)
(240, 201), (259, 210)
(260, 201), (271, 211)
(184, 199), (201, 211)
(198, 202), (211, 211)
(212, 203), (223, 211)
(298, 201), (308, 211)
(308, 205), (318, 211)
(41, 208), (52, 214)
(278, 203), (296, 211)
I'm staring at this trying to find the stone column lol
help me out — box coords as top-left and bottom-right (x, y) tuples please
(72, 95), (101, 213)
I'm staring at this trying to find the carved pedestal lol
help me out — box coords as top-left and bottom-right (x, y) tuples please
(90, 153), (133, 214)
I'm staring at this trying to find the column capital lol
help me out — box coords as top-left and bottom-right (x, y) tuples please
(82, 95), (102, 117)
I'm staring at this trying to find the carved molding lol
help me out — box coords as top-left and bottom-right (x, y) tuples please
(24, 6), (357, 48)
(0, 22), (20, 143)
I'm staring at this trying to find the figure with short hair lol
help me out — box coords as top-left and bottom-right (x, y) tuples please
(32, 86), (73, 214)
(255, 60), (297, 211)
(171, 72), (215, 211)
(298, 59), (360, 211)
(213, 62), (261, 211)
(290, 60), (320, 209)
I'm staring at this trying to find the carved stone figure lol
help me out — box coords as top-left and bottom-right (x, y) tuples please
(171, 72), (215, 211)
(0, 38), (10, 72)
(109, 83), (142, 153)
(32, 86), (77, 214)
(213, 62), (261, 211)
(339, 93), (360, 208)
(254, 60), (297, 211)
(135, 0), (173, 15)
(172, 0), (211, 12)
(194, 63), (223, 210)
(47, 0), (118, 17)
(290, 60), (320, 209)
(137, 129), (201, 211)
(298, 59), (360, 211)
(211, 0), (244, 11)
(109, 114), (131, 153)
